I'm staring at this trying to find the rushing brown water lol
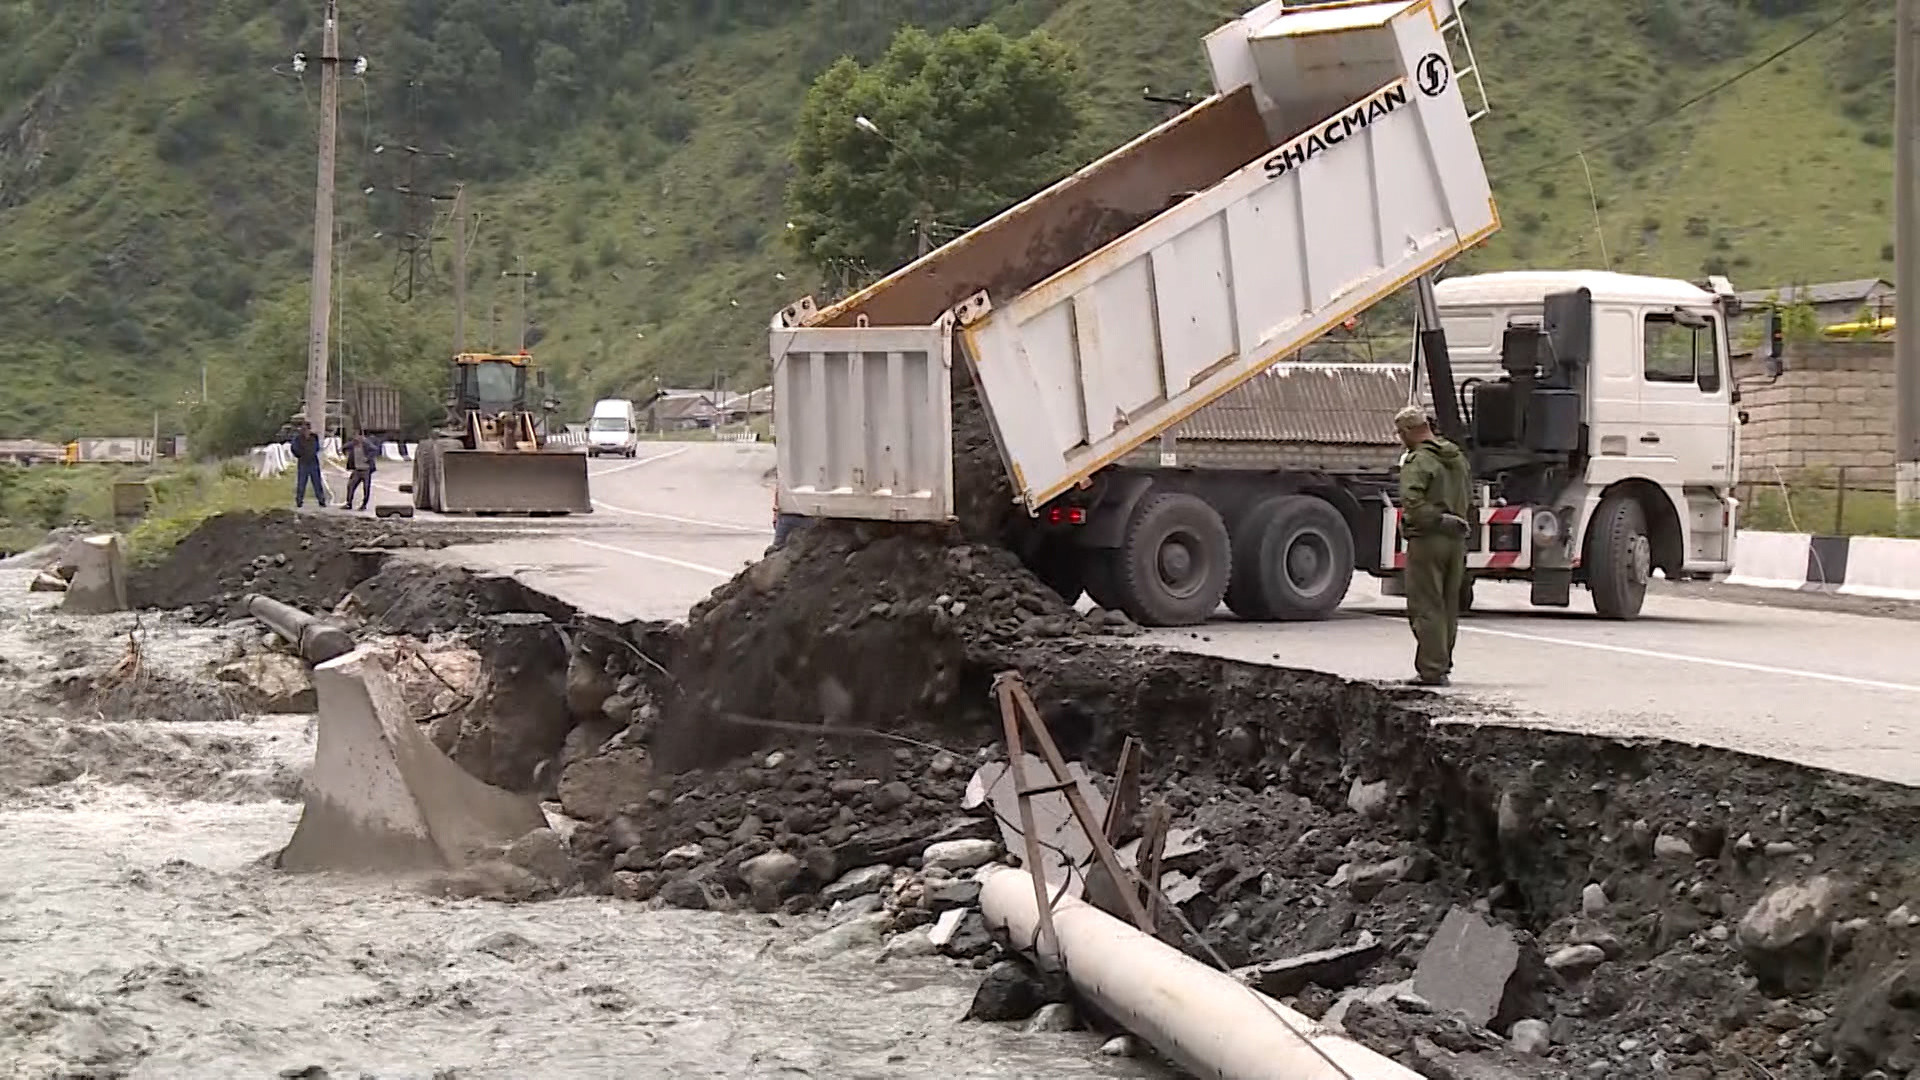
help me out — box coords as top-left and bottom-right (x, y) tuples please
(0, 570), (1163, 1079)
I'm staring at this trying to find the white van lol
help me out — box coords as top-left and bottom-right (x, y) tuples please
(587, 398), (639, 458)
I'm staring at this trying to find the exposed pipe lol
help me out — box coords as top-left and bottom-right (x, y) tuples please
(245, 594), (356, 665)
(979, 867), (1421, 1080)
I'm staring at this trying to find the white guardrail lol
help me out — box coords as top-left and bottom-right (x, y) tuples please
(1727, 530), (1920, 602)
(250, 431), (588, 479)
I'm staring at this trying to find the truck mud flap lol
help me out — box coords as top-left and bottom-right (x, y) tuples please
(436, 450), (592, 515)
(278, 649), (547, 874)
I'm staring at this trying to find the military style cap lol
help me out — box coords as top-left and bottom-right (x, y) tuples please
(1393, 405), (1430, 431)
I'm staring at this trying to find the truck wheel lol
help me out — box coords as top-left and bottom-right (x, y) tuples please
(1226, 495), (1353, 621)
(412, 441), (438, 510)
(1112, 493), (1230, 627)
(1587, 494), (1650, 619)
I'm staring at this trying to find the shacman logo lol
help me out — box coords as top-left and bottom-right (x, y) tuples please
(1416, 52), (1451, 97)
(1262, 81), (1410, 181)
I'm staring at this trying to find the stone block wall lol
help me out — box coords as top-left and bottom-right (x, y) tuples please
(1735, 341), (1896, 491)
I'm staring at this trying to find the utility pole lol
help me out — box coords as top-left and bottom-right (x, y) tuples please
(452, 182), (469, 354)
(302, 0), (342, 434)
(503, 257), (537, 352)
(1898, 0), (1920, 519)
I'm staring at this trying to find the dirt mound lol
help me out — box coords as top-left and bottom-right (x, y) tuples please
(128, 511), (480, 618)
(651, 520), (1131, 772)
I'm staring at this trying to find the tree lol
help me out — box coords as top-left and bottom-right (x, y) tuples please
(785, 24), (1086, 275)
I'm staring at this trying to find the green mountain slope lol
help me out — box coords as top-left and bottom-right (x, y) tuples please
(0, 0), (1896, 445)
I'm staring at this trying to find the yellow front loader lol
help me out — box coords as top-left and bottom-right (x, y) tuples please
(412, 352), (591, 515)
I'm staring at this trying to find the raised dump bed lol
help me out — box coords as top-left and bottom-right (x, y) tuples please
(773, 0), (1497, 522)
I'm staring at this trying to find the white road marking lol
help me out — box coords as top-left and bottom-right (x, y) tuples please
(590, 446), (690, 477)
(591, 500), (769, 535)
(568, 537), (735, 579)
(1456, 622), (1920, 695)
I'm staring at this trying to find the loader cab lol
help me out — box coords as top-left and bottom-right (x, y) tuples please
(452, 352), (531, 416)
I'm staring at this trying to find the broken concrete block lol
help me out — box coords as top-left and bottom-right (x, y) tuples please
(60, 534), (128, 615)
(1237, 935), (1385, 998)
(278, 647), (548, 874)
(216, 653), (316, 713)
(1413, 907), (1547, 1030)
(1738, 876), (1838, 996)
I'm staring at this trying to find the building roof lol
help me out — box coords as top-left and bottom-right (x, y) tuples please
(1436, 270), (1717, 309)
(1171, 363), (1409, 445)
(714, 386), (774, 413)
(649, 394), (720, 422)
(1734, 278), (1893, 307)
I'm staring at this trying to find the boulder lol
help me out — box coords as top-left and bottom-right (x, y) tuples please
(967, 960), (1048, 1022)
(564, 650), (617, 720)
(1237, 935), (1385, 998)
(1024, 1003), (1078, 1033)
(822, 864), (893, 904)
(922, 839), (999, 873)
(789, 912), (891, 960)
(504, 828), (575, 885)
(1545, 944), (1606, 976)
(557, 748), (653, 822)
(1831, 961), (1920, 1076)
(1738, 877), (1838, 996)
(216, 653), (318, 713)
(1509, 1019), (1551, 1055)
(740, 850), (803, 908)
(1413, 907), (1548, 1030)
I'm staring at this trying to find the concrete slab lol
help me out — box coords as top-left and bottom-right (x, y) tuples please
(279, 647), (547, 874)
(59, 534), (128, 615)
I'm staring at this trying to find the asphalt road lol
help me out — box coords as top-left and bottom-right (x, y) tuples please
(338, 443), (1920, 786)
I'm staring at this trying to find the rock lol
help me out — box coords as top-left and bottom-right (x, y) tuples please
(1413, 907), (1548, 1031)
(504, 828), (574, 884)
(879, 927), (940, 962)
(1831, 961), (1920, 1076)
(830, 892), (885, 922)
(1024, 1003), (1078, 1033)
(1546, 945), (1607, 976)
(822, 864), (893, 904)
(660, 843), (706, 871)
(790, 912), (891, 960)
(872, 780), (913, 813)
(472, 930), (538, 960)
(659, 876), (710, 910)
(922, 839), (999, 873)
(967, 960), (1048, 1022)
(1099, 1036), (1137, 1057)
(1347, 777), (1392, 819)
(215, 653), (316, 713)
(611, 871), (659, 902)
(929, 751), (960, 775)
(1581, 883), (1609, 917)
(1349, 855), (1424, 901)
(1654, 833), (1696, 861)
(1737, 877), (1838, 996)
(29, 570), (67, 593)
(557, 748), (653, 822)
(564, 652), (616, 719)
(1237, 936), (1386, 998)
(939, 911), (994, 959)
(740, 851), (803, 906)
(927, 878), (983, 912)
(1510, 1019), (1551, 1055)
(1765, 841), (1800, 857)
(602, 694), (636, 725)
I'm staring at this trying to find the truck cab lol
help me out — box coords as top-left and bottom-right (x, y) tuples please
(1399, 270), (1742, 615)
(587, 398), (640, 458)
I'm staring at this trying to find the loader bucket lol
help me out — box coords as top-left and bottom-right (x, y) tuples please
(436, 449), (592, 514)
(279, 648), (547, 874)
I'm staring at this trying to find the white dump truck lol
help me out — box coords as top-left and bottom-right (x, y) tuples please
(770, 0), (1750, 627)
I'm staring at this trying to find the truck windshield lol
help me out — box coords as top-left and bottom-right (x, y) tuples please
(590, 417), (628, 432)
(465, 362), (523, 410)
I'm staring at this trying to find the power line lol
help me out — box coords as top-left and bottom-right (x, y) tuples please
(1498, 0), (1876, 184)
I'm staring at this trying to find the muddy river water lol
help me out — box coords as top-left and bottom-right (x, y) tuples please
(0, 569), (1162, 1079)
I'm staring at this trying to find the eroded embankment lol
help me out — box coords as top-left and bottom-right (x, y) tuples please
(118, 511), (1920, 1078)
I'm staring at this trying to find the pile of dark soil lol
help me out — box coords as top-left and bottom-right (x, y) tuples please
(651, 519), (1131, 772)
(128, 510), (485, 618)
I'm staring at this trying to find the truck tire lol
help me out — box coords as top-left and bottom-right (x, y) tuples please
(411, 440), (439, 511)
(1225, 495), (1353, 621)
(1112, 493), (1230, 627)
(1587, 493), (1651, 619)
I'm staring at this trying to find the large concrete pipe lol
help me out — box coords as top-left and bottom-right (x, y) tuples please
(245, 594), (356, 665)
(979, 867), (1421, 1080)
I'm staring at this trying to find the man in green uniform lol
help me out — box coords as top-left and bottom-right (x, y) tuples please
(1394, 404), (1472, 686)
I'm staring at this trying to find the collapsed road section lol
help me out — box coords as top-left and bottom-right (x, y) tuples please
(92, 507), (1920, 1079)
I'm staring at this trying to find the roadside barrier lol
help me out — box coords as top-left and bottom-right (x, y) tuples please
(1727, 530), (1920, 601)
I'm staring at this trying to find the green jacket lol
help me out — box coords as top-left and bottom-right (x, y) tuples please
(1399, 437), (1471, 538)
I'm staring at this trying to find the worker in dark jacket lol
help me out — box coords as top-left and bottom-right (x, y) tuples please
(289, 420), (328, 509)
(344, 431), (379, 511)
(1394, 405), (1472, 686)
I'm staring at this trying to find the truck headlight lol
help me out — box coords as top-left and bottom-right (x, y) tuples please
(1532, 509), (1563, 549)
